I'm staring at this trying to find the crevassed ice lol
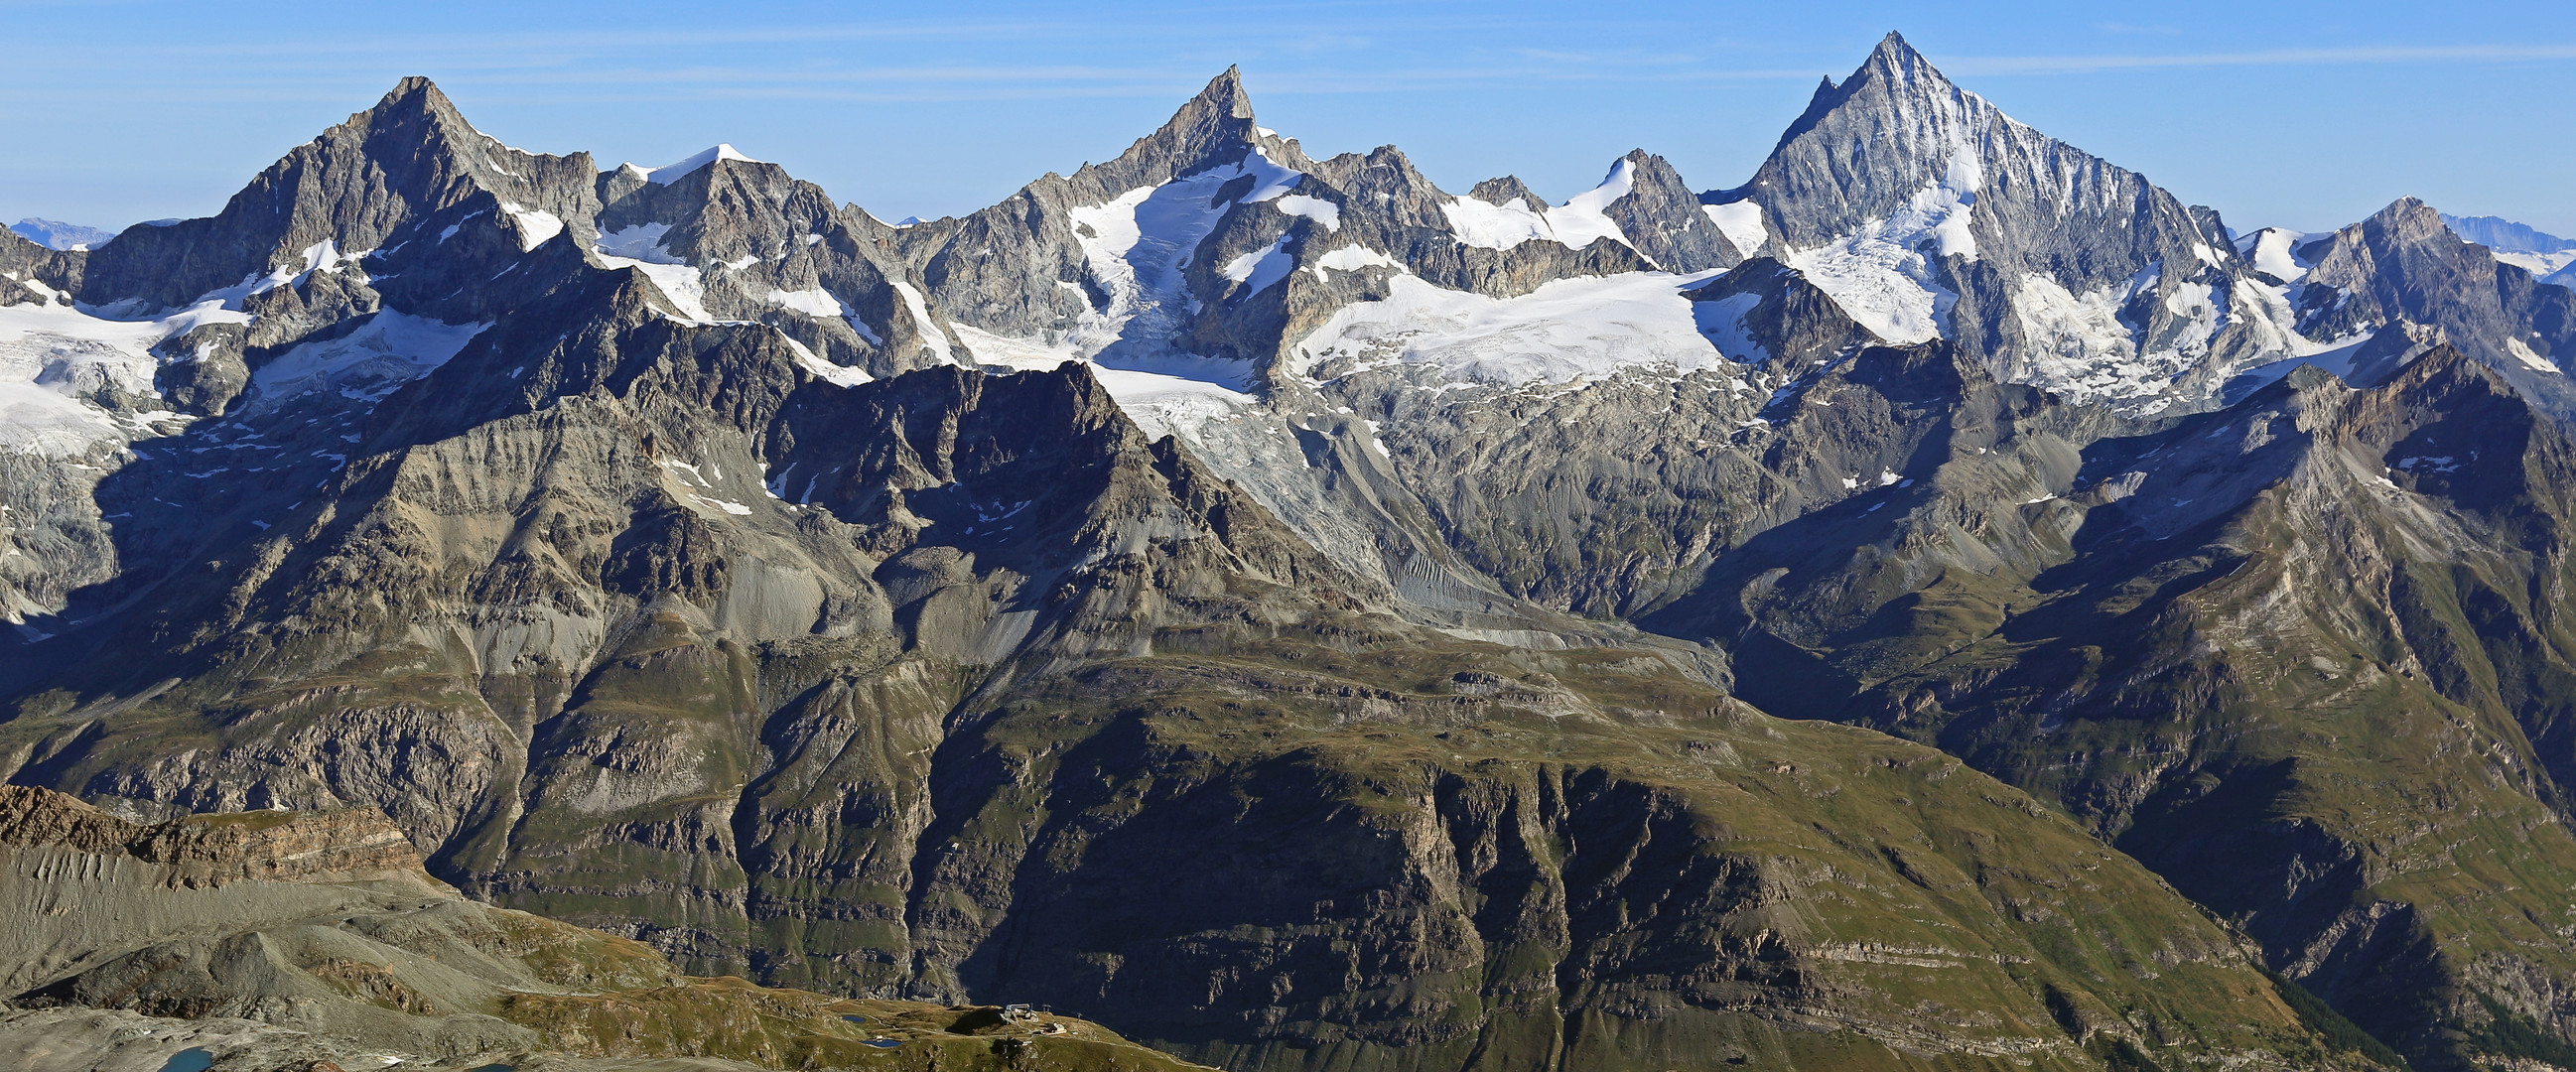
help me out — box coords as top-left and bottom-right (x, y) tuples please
(2157, 280), (2224, 359)
(0, 300), (242, 456)
(2494, 249), (2576, 280)
(1289, 270), (1729, 387)
(1782, 153), (1980, 344)
(244, 312), (491, 414)
(2010, 272), (2141, 403)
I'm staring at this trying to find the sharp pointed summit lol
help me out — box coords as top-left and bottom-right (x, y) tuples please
(1864, 30), (1942, 81)
(1082, 66), (1307, 193)
(2290, 195), (2576, 405)
(73, 75), (603, 314)
(1201, 64), (1254, 119)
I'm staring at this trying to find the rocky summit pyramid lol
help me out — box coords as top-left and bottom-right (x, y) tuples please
(3, 30), (2574, 1072)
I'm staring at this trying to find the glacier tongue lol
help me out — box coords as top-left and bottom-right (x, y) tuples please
(1050, 150), (1295, 389)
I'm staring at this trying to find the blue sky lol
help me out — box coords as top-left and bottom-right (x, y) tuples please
(4, 0), (2572, 238)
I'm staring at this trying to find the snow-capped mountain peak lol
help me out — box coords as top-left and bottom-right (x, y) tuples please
(638, 143), (764, 185)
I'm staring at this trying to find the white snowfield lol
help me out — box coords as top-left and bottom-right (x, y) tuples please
(2508, 337), (2563, 374)
(501, 202), (565, 251)
(1288, 270), (1729, 387)
(182, 238), (370, 312)
(769, 331), (873, 387)
(1045, 149), (1296, 389)
(1693, 292), (1774, 367)
(1222, 235), (1294, 297)
(947, 322), (1255, 442)
(591, 222), (723, 321)
(0, 226), (504, 458)
(1701, 201), (1768, 256)
(1309, 245), (1403, 275)
(1440, 158), (1639, 254)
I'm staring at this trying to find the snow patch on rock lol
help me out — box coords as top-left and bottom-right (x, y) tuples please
(2508, 337), (2562, 373)
(1273, 195), (1340, 231)
(2234, 227), (2311, 282)
(0, 300), (247, 455)
(1057, 150), (1290, 388)
(500, 202), (563, 251)
(891, 280), (957, 363)
(597, 223), (683, 265)
(1222, 235), (1294, 296)
(1310, 245), (1404, 275)
(1691, 292), (1773, 366)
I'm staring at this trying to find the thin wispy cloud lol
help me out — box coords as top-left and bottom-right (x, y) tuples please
(1948, 43), (2576, 75)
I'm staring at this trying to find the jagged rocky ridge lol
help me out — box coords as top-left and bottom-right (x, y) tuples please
(2, 28), (2573, 1072)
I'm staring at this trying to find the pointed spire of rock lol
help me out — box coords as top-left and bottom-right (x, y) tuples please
(1602, 150), (1742, 272)
(370, 75), (458, 120)
(1198, 65), (1255, 121)
(335, 75), (482, 155)
(1467, 176), (1540, 208)
(1079, 67), (1306, 194)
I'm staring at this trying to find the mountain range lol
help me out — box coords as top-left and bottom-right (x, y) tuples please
(4, 30), (2576, 1072)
